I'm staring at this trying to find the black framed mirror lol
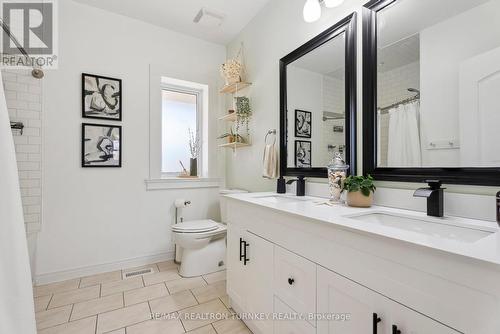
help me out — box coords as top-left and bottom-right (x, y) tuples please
(363, 0), (500, 186)
(280, 13), (357, 178)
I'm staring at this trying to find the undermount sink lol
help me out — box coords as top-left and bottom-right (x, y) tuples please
(256, 195), (311, 204)
(345, 212), (495, 243)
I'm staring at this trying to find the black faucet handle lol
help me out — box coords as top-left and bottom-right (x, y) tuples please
(426, 180), (442, 190)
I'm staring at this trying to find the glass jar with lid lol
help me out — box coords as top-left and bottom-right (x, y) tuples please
(327, 152), (349, 203)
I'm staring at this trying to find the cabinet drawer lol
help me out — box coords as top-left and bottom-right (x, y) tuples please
(274, 246), (316, 325)
(274, 297), (316, 334)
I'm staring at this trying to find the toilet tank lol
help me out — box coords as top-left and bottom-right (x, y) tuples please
(219, 189), (248, 223)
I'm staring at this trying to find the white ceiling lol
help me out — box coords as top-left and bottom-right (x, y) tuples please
(72, 0), (272, 45)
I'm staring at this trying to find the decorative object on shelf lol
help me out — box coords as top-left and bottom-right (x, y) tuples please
(82, 123), (121, 167)
(343, 175), (376, 208)
(220, 43), (246, 85)
(333, 125), (344, 133)
(188, 128), (200, 177)
(217, 128), (245, 144)
(295, 140), (311, 168)
(235, 96), (252, 136)
(327, 152), (349, 203)
(82, 73), (122, 121)
(295, 109), (312, 138)
(221, 58), (242, 85)
(303, 0), (345, 23)
(10, 121), (24, 135)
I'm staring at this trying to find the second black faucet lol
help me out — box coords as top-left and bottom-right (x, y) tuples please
(286, 176), (306, 196)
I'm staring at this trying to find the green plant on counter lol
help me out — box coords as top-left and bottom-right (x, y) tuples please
(235, 96), (252, 135)
(343, 175), (376, 197)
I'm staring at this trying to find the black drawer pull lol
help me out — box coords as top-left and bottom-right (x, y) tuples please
(373, 313), (381, 334)
(243, 241), (250, 265)
(288, 278), (295, 285)
(392, 325), (401, 334)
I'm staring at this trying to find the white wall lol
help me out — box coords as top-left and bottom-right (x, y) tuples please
(227, 0), (500, 221)
(36, 0), (226, 283)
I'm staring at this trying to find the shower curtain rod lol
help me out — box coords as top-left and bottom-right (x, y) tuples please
(378, 95), (420, 114)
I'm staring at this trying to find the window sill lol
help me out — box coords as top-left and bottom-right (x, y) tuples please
(145, 177), (221, 191)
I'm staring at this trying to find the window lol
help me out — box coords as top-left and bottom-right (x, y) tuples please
(161, 88), (200, 175)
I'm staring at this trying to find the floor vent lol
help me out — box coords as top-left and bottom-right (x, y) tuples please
(123, 268), (154, 279)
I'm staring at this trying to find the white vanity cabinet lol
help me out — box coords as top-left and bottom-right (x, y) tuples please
(227, 224), (274, 334)
(225, 196), (500, 334)
(317, 266), (460, 334)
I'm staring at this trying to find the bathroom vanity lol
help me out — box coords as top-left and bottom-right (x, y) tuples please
(225, 193), (500, 334)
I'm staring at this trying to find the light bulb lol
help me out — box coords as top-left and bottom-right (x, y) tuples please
(324, 0), (344, 8)
(303, 0), (321, 23)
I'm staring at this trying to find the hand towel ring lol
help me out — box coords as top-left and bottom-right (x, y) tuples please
(265, 129), (277, 145)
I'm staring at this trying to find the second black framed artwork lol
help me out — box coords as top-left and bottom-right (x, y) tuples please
(82, 123), (122, 168)
(295, 109), (311, 138)
(82, 73), (122, 121)
(295, 140), (311, 168)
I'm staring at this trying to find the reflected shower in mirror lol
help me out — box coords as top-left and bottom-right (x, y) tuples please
(287, 32), (346, 168)
(376, 0), (500, 168)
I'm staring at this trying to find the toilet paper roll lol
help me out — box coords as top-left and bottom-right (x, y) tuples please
(174, 199), (190, 208)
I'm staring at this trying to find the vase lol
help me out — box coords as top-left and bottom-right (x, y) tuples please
(346, 191), (373, 208)
(190, 158), (197, 177)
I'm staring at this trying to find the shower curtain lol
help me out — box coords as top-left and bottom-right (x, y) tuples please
(0, 72), (37, 334)
(387, 101), (422, 167)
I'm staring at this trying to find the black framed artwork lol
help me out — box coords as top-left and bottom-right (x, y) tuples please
(82, 73), (122, 121)
(295, 109), (312, 138)
(82, 123), (122, 168)
(295, 140), (311, 168)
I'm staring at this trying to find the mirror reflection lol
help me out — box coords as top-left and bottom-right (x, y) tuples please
(287, 32), (346, 168)
(377, 0), (500, 168)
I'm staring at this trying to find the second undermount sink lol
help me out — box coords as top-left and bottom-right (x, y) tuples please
(345, 212), (495, 243)
(256, 195), (311, 204)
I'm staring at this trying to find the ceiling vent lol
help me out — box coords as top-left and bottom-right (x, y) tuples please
(193, 8), (225, 28)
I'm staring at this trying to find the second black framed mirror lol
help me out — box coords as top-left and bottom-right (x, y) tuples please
(279, 13), (357, 178)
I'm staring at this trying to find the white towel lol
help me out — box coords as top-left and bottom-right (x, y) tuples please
(262, 143), (278, 179)
(0, 72), (37, 333)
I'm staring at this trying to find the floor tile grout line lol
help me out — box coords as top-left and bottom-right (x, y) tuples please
(68, 303), (75, 323)
(45, 293), (54, 311)
(189, 288), (200, 304)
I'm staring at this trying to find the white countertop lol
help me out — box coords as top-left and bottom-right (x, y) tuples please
(226, 192), (500, 266)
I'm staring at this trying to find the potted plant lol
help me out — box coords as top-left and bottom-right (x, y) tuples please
(235, 96), (252, 136)
(188, 128), (200, 177)
(217, 128), (245, 144)
(343, 175), (376, 208)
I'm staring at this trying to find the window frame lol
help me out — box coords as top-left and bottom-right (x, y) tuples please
(160, 83), (203, 178)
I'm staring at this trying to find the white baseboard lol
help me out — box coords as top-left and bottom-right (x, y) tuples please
(35, 251), (175, 285)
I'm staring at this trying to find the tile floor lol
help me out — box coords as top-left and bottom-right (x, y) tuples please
(33, 261), (252, 334)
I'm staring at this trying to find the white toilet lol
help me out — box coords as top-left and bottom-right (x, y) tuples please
(172, 189), (247, 277)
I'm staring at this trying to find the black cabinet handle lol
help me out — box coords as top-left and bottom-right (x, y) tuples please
(288, 278), (295, 285)
(373, 313), (381, 334)
(392, 325), (401, 334)
(243, 241), (250, 265)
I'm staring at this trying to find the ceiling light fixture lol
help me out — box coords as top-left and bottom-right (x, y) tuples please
(303, 0), (345, 23)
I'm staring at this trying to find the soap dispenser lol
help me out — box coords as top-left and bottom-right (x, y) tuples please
(327, 152), (349, 203)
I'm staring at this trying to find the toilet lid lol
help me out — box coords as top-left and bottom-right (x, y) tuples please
(172, 219), (219, 233)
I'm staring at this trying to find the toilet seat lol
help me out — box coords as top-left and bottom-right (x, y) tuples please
(172, 219), (219, 234)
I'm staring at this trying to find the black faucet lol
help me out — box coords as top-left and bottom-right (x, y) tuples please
(413, 180), (445, 217)
(286, 176), (306, 197)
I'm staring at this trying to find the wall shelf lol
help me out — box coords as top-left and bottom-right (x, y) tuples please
(219, 113), (238, 122)
(219, 82), (252, 94)
(218, 142), (251, 149)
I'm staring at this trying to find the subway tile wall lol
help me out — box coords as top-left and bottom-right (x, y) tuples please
(3, 69), (43, 234)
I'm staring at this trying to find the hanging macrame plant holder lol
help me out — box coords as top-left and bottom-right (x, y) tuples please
(221, 44), (246, 85)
